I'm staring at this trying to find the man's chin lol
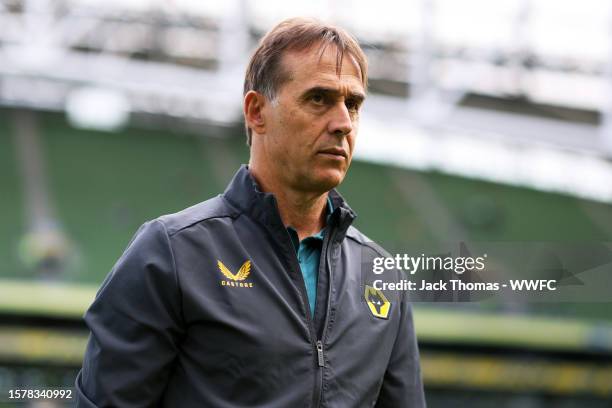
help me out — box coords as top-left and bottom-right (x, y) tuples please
(306, 169), (346, 192)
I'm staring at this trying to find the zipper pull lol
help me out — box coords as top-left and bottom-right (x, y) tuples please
(316, 340), (325, 367)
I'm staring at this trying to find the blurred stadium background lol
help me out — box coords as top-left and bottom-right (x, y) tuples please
(1, 0), (612, 406)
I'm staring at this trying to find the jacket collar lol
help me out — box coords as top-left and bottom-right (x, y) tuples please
(223, 165), (357, 243)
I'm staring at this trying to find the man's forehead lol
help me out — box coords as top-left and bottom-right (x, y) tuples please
(281, 44), (365, 87)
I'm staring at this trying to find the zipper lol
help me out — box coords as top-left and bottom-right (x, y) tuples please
(312, 226), (337, 407)
(316, 340), (325, 367)
(313, 341), (325, 406)
(306, 222), (337, 408)
(310, 228), (333, 408)
(275, 207), (338, 408)
(281, 229), (327, 408)
(264, 194), (341, 407)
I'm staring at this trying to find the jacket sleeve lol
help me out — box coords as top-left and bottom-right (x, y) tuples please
(375, 299), (426, 407)
(75, 220), (184, 408)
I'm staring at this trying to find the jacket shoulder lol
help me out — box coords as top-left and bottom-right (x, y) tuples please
(156, 195), (236, 236)
(345, 225), (392, 258)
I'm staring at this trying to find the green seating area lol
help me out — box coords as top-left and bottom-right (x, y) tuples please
(1, 108), (611, 321)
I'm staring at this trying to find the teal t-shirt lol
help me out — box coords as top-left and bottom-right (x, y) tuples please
(286, 198), (333, 316)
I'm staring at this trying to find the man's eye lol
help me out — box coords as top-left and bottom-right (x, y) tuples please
(310, 94), (325, 104)
(346, 100), (360, 112)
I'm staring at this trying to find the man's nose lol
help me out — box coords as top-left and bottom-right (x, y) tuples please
(327, 102), (353, 136)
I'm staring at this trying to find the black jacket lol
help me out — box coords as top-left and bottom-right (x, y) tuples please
(75, 166), (426, 407)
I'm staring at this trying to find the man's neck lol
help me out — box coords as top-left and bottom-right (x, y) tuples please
(249, 166), (328, 241)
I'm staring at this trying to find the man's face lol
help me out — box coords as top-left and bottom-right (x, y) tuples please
(259, 44), (365, 193)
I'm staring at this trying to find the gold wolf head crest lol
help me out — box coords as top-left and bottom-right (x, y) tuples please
(364, 285), (390, 319)
(217, 260), (251, 281)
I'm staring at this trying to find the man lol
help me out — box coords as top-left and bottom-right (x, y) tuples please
(75, 17), (425, 407)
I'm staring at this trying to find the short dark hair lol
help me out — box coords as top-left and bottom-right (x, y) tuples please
(243, 17), (368, 146)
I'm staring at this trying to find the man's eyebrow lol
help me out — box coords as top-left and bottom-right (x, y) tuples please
(303, 86), (366, 102)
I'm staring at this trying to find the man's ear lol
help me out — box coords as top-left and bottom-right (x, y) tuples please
(244, 91), (267, 135)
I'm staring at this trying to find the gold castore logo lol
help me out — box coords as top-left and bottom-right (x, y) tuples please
(364, 285), (390, 319)
(218, 260), (254, 288)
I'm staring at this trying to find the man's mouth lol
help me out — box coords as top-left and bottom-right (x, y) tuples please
(318, 147), (347, 159)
